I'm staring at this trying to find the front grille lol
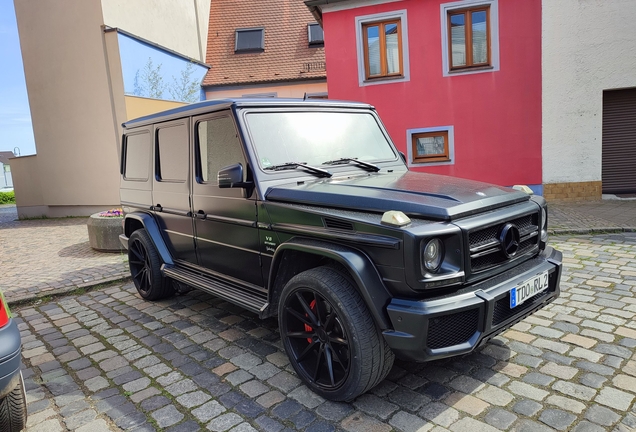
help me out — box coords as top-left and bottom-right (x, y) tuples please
(492, 272), (555, 326)
(468, 213), (539, 273)
(427, 308), (479, 350)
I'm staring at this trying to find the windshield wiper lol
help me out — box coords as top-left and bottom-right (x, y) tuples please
(264, 162), (332, 178)
(321, 157), (380, 172)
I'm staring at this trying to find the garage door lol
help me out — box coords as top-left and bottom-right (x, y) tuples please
(602, 88), (636, 194)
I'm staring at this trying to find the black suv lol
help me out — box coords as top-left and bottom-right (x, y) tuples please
(119, 99), (562, 401)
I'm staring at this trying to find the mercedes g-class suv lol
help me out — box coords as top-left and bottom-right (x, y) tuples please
(119, 99), (562, 401)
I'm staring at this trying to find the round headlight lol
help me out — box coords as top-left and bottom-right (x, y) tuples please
(423, 238), (444, 272)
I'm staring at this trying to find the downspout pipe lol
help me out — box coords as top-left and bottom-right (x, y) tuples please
(304, 0), (350, 26)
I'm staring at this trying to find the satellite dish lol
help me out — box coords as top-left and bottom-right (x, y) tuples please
(13, 147), (20, 157)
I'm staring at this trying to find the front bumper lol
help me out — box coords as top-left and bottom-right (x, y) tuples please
(0, 319), (22, 399)
(383, 246), (562, 362)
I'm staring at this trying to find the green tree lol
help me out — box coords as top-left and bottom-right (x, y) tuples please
(134, 58), (166, 99)
(169, 62), (201, 103)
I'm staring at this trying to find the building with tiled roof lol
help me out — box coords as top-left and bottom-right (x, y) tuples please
(203, 0), (327, 99)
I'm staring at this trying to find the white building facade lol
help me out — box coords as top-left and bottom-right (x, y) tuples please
(542, 0), (636, 200)
(13, 0), (211, 217)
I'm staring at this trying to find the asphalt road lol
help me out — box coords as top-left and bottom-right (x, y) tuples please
(14, 233), (636, 432)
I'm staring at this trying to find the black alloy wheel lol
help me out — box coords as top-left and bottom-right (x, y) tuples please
(279, 266), (394, 401)
(129, 236), (152, 296)
(281, 289), (351, 390)
(128, 229), (173, 300)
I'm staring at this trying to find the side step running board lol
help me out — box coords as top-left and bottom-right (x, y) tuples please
(162, 265), (268, 314)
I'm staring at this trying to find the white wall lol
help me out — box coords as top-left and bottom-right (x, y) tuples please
(101, 0), (211, 62)
(14, 0), (121, 214)
(542, 0), (636, 184)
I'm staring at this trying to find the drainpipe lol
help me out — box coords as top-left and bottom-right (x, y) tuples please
(194, 0), (204, 62)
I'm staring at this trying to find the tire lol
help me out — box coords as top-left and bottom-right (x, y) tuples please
(278, 266), (394, 401)
(0, 372), (27, 432)
(128, 229), (174, 300)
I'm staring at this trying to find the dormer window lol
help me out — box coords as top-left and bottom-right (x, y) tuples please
(235, 28), (264, 52)
(308, 23), (324, 47)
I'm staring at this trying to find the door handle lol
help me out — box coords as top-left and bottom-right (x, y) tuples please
(195, 210), (206, 220)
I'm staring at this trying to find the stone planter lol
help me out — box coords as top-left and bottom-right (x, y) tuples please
(87, 213), (124, 252)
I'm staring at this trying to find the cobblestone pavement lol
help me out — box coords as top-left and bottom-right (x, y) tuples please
(12, 233), (636, 432)
(0, 205), (129, 304)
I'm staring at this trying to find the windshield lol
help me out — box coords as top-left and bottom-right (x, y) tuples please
(244, 111), (397, 170)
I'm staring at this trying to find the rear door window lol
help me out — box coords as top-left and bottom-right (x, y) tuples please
(124, 132), (150, 181)
(156, 123), (188, 182)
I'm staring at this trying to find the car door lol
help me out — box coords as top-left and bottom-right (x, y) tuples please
(152, 119), (197, 264)
(191, 112), (263, 287)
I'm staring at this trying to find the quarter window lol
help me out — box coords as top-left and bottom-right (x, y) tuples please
(123, 132), (150, 181)
(235, 28), (264, 52)
(448, 6), (490, 69)
(362, 19), (403, 80)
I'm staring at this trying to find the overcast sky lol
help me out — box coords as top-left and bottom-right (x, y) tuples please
(0, 0), (35, 156)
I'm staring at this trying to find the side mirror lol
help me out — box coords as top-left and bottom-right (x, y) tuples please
(399, 151), (407, 164)
(218, 163), (252, 189)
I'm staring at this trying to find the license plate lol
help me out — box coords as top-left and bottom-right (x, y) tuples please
(510, 271), (549, 308)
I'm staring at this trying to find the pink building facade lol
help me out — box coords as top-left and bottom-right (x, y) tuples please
(309, 0), (542, 193)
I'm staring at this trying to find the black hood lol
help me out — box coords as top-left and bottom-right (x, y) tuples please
(265, 171), (530, 221)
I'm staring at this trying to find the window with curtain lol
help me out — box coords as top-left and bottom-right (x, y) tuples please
(362, 19), (403, 80)
(411, 131), (450, 163)
(448, 6), (490, 70)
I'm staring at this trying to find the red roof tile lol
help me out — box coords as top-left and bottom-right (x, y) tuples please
(203, 0), (326, 87)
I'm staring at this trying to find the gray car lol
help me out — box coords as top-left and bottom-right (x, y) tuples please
(0, 291), (26, 431)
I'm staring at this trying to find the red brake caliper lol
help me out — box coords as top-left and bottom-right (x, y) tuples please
(304, 299), (317, 343)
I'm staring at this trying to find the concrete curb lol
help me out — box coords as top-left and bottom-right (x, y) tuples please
(6, 275), (131, 307)
(550, 227), (636, 235)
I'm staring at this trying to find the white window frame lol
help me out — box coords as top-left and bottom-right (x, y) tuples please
(406, 126), (455, 167)
(355, 9), (410, 87)
(440, 0), (499, 77)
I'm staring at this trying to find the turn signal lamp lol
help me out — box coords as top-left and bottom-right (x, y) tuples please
(0, 291), (10, 328)
(381, 210), (411, 227)
(512, 185), (534, 195)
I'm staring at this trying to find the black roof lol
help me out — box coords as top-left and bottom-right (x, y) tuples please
(122, 98), (374, 129)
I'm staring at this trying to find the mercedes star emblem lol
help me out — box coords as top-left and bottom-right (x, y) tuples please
(499, 223), (521, 258)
